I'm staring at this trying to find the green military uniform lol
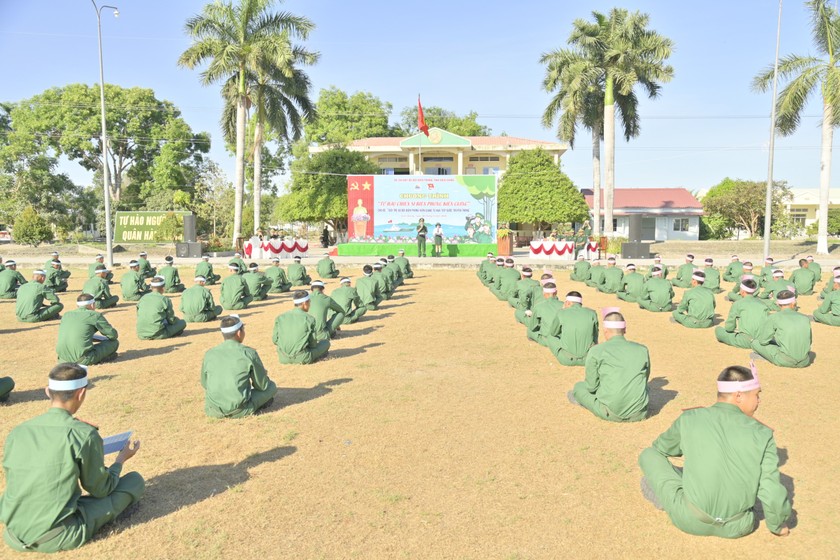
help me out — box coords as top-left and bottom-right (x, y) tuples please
(244, 270), (271, 301)
(356, 274), (381, 311)
(45, 266), (68, 293)
(646, 263), (669, 280)
(272, 307), (330, 364)
(585, 266), (605, 289)
(15, 282), (63, 322)
(201, 340), (277, 418)
(394, 254), (413, 279)
(120, 270), (149, 302)
(371, 269), (392, 300)
(45, 260), (71, 285)
(599, 266), (624, 294)
(287, 262), (311, 286)
(814, 288), (840, 326)
(638, 277), (674, 312)
(723, 260), (744, 283)
(726, 275), (755, 302)
(639, 402), (791, 538)
(477, 259), (493, 286)
(672, 285), (716, 328)
(135, 292), (186, 340)
(808, 260), (822, 282)
(524, 296), (563, 345)
(758, 278), (794, 311)
(228, 257), (247, 275)
(0, 408), (145, 553)
(331, 285), (367, 324)
(383, 261), (401, 289)
(0, 268), (26, 299)
(485, 263), (503, 291)
(159, 265), (184, 293)
(751, 308), (812, 368)
(543, 304), (599, 366)
(220, 274), (252, 310)
(56, 308), (119, 364)
(308, 291), (346, 340)
(789, 268), (816, 296)
(316, 257), (340, 279)
(265, 264), (292, 293)
(570, 260), (591, 282)
(137, 256), (156, 279)
(617, 271), (645, 302)
(0, 377), (15, 402)
(492, 267), (521, 301)
(82, 276), (119, 309)
(573, 334), (650, 422)
(819, 276), (837, 299)
(703, 267), (722, 293)
(87, 262), (113, 283)
(714, 295), (769, 349)
(180, 285), (222, 323)
(386, 260), (403, 287)
(671, 263), (695, 288)
(194, 261), (221, 284)
(513, 280), (544, 324)
(759, 264), (775, 287)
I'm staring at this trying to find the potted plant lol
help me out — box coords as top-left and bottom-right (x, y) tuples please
(497, 227), (513, 256)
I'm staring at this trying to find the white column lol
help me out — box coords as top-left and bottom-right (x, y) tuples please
(457, 151), (464, 175)
(553, 153), (560, 166)
(409, 151), (415, 174)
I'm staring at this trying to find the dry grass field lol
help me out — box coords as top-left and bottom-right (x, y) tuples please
(0, 265), (838, 559)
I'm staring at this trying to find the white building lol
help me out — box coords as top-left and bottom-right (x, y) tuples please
(582, 188), (703, 241)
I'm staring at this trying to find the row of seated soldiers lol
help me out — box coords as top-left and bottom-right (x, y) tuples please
(0, 252), (417, 552)
(476, 253), (793, 539)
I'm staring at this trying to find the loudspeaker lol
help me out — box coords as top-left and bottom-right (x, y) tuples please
(183, 214), (197, 242)
(621, 242), (650, 259)
(175, 242), (203, 258)
(627, 215), (643, 243)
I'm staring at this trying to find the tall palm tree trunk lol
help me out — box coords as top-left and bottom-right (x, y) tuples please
(233, 93), (246, 248)
(817, 100), (833, 255)
(603, 75), (615, 237)
(253, 120), (263, 234)
(591, 126), (601, 237)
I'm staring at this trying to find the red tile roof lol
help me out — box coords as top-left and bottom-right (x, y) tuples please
(581, 188), (702, 210)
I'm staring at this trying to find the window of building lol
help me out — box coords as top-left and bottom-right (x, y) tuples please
(673, 218), (689, 232)
(483, 166), (500, 175)
(469, 156), (500, 162)
(379, 157), (408, 163)
(423, 156), (454, 162)
(789, 207), (808, 227)
(424, 167), (451, 175)
(599, 218), (618, 231)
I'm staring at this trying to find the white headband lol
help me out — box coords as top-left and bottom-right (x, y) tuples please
(228, 264), (239, 270)
(150, 278), (165, 287)
(577, 254), (585, 260)
(692, 274), (704, 282)
(626, 265), (636, 270)
(543, 287), (557, 294)
(195, 276), (206, 282)
(522, 270), (532, 277)
(76, 298), (95, 307)
(651, 269), (662, 276)
(96, 268), (110, 273)
(33, 269), (46, 276)
(311, 281), (325, 288)
(48, 376), (89, 391)
(603, 320), (626, 329)
(777, 296), (796, 305)
(566, 295), (583, 303)
(718, 362), (761, 393)
(340, 277), (351, 284)
(686, 256), (694, 261)
(740, 283), (757, 293)
(294, 294), (310, 304)
(220, 316), (244, 334)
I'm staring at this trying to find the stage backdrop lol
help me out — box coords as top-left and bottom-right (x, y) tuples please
(113, 211), (189, 243)
(341, 174), (497, 256)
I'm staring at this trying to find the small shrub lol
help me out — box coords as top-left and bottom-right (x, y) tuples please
(14, 206), (53, 247)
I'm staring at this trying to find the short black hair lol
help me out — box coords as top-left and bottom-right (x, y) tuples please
(741, 279), (757, 291)
(522, 267), (532, 274)
(220, 316), (242, 340)
(717, 365), (754, 396)
(541, 273), (553, 280)
(363, 265), (373, 274)
(799, 259), (808, 267)
(293, 290), (308, 305)
(49, 363), (87, 402)
(777, 289), (795, 301)
(604, 311), (625, 326)
(543, 282), (556, 290)
(77, 293), (94, 304)
(693, 270), (706, 283)
(566, 290), (582, 299)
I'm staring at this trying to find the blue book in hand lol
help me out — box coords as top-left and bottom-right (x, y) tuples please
(102, 431), (132, 455)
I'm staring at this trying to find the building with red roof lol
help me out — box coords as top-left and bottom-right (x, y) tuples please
(581, 188), (703, 241)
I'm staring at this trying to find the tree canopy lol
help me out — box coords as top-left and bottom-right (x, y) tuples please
(305, 87), (398, 144)
(702, 177), (791, 238)
(399, 105), (490, 137)
(498, 148), (589, 227)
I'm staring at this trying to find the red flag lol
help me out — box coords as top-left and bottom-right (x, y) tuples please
(417, 96), (429, 136)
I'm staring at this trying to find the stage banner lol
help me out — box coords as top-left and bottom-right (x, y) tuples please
(347, 175), (497, 244)
(113, 211), (190, 243)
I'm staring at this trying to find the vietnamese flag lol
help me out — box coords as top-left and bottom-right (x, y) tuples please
(417, 96), (429, 136)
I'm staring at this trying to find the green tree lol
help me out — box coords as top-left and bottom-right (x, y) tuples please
(498, 149), (590, 229)
(13, 205), (53, 246)
(829, 208), (840, 235)
(702, 178), (791, 238)
(540, 35), (641, 237)
(754, 0), (840, 254)
(305, 87), (398, 144)
(4, 84), (209, 205)
(563, 9), (674, 236)
(275, 145), (378, 238)
(699, 214), (734, 240)
(399, 106), (490, 136)
(179, 0), (315, 248)
(154, 212), (184, 243)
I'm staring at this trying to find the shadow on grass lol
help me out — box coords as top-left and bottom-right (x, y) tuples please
(108, 446), (298, 532)
(4, 374), (117, 405)
(367, 312), (395, 320)
(647, 377), (678, 417)
(275, 378), (353, 408)
(119, 342), (191, 361)
(327, 342), (385, 359)
(338, 325), (382, 338)
(753, 446), (797, 530)
(186, 326), (222, 336)
(377, 301), (415, 310)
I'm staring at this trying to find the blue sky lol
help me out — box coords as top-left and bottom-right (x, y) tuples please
(0, 0), (836, 194)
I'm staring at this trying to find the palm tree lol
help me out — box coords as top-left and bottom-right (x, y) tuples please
(178, 0), (314, 248)
(754, 0), (840, 255)
(566, 9), (673, 236)
(221, 56), (317, 232)
(540, 45), (640, 237)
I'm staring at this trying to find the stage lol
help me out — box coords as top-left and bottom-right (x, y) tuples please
(337, 242), (497, 257)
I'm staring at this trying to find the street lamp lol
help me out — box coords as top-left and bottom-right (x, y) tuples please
(92, 0), (119, 268)
(763, 0), (782, 261)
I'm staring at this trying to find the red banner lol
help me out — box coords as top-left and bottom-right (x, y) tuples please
(347, 175), (375, 239)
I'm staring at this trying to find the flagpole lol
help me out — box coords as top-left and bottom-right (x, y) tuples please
(418, 94), (422, 175)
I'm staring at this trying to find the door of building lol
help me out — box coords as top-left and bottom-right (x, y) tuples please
(642, 218), (656, 241)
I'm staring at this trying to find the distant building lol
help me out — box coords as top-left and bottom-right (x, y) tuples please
(310, 127), (568, 175)
(783, 188), (840, 232)
(582, 188), (704, 241)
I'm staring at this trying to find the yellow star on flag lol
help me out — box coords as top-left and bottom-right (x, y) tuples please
(362, 181), (371, 190)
